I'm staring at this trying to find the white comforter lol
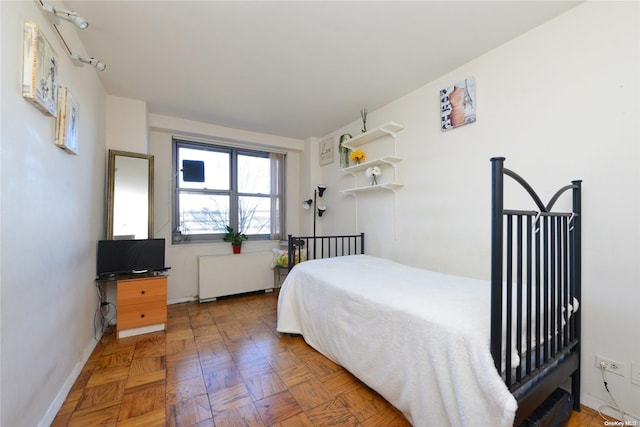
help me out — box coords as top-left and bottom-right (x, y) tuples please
(276, 255), (518, 427)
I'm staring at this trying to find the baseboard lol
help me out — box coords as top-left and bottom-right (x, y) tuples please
(37, 333), (101, 427)
(168, 296), (198, 305)
(581, 394), (640, 421)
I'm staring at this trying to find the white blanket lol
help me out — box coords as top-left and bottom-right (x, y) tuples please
(277, 255), (517, 427)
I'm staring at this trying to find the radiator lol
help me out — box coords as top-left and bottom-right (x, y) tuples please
(198, 251), (274, 302)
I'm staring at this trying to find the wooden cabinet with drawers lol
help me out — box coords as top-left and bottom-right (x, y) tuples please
(116, 275), (167, 338)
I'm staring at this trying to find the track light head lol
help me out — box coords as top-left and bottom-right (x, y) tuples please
(71, 54), (107, 71)
(42, 3), (89, 30)
(302, 199), (313, 210)
(317, 185), (327, 197)
(317, 204), (327, 217)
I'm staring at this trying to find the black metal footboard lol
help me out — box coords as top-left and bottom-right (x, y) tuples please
(286, 233), (365, 271)
(491, 157), (582, 425)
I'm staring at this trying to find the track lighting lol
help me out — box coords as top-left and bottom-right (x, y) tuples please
(71, 54), (107, 71)
(41, 3), (89, 30)
(39, 1), (105, 73)
(317, 204), (327, 217)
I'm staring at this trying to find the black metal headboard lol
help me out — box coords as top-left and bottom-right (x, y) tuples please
(287, 233), (365, 271)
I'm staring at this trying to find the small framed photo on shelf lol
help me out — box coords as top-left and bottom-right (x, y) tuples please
(319, 136), (334, 166)
(22, 21), (58, 117)
(55, 87), (79, 155)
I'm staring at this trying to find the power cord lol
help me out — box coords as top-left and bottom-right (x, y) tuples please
(94, 282), (116, 340)
(598, 362), (640, 424)
(94, 301), (116, 340)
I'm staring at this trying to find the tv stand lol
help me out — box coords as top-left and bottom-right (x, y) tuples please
(113, 274), (167, 338)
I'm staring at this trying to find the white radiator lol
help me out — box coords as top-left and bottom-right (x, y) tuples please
(198, 251), (274, 302)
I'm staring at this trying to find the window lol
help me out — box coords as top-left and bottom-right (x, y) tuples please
(173, 139), (285, 243)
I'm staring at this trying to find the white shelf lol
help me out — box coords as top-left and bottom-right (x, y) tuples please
(341, 183), (404, 195)
(342, 122), (404, 149)
(340, 120), (404, 239)
(339, 155), (403, 174)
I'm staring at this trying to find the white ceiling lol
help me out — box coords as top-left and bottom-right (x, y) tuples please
(61, 1), (581, 139)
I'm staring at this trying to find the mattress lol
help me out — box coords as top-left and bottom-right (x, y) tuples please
(277, 255), (518, 427)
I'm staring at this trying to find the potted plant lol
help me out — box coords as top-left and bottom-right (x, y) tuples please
(223, 226), (248, 254)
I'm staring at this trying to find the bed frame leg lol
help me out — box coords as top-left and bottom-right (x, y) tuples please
(571, 367), (581, 411)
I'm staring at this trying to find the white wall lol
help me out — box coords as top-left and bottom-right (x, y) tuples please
(147, 114), (304, 301)
(317, 1), (640, 418)
(1, 2), (107, 426)
(106, 96), (149, 153)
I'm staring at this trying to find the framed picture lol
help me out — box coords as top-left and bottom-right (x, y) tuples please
(440, 76), (476, 131)
(22, 21), (58, 117)
(319, 136), (334, 166)
(56, 87), (79, 155)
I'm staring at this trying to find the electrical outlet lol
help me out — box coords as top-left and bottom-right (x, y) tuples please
(596, 355), (625, 377)
(632, 361), (640, 386)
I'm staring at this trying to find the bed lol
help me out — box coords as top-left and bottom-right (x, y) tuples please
(277, 157), (581, 426)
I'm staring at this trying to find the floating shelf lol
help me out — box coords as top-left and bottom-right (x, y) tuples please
(339, 155), (403, 174)
(342, 122), (404, 149)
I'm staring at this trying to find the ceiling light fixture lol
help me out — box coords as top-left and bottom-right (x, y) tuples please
(71, 54), (107, 71)
(41, 3), (89, 30)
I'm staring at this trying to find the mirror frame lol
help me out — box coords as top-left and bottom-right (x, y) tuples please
(106, 149), (154, 240)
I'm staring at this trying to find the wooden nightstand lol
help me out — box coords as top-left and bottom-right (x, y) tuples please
(116, 275), (167, 338)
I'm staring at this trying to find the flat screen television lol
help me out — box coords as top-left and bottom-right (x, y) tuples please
(97, 238), (168, 278)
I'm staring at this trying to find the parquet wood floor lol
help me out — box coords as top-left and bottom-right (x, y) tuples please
(52, 290), (609, 426)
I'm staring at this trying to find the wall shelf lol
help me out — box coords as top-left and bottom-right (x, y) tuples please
(342, 122), (404, 150)
(341, 183), (404, 195)
(339, 155), (403, 175)
(340, 121), (404, 238)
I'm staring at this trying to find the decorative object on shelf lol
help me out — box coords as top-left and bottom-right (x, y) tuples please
(303, 185), (327, 237)
(339, 134), (352, 168)
(55, 86), (79, 154)
(349, 149), (365, 165)
(223, 226), (248, 254)
(366, 166), (382, 186)
(440, 76), (476, 131)
(360, 108), (368, 133)
(319, 136), (334, 166)
(22, 21), (58, 116)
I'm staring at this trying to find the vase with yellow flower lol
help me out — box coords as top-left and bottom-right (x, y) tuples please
(349, 149), (365, 166)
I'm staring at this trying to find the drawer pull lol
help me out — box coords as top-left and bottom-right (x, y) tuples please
(140, 314), (145, 318)
(141, 290), (146, 295)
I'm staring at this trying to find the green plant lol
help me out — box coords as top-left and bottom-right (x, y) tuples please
(223, 226), (248, 246)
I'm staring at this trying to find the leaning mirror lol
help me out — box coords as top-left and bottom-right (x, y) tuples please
(106, 150), (154, 240)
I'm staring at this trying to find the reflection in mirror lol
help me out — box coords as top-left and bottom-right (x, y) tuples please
(107, 150), (154, 240)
